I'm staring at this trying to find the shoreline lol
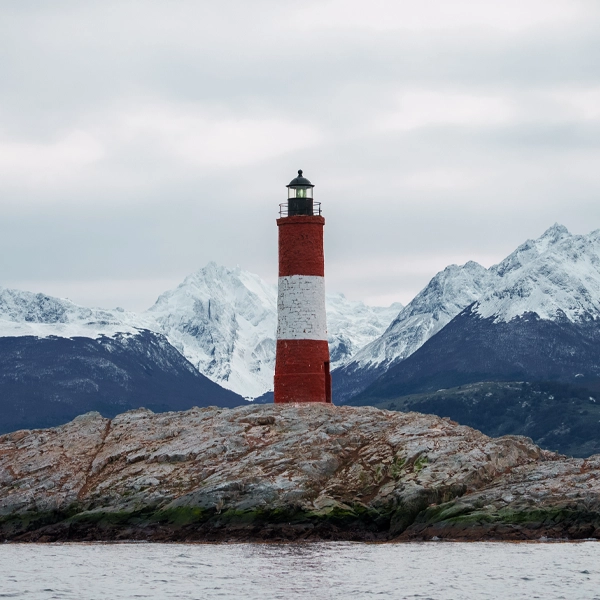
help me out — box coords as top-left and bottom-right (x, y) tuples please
(3, 504), (600, 544)
(4, 537), (600, 545)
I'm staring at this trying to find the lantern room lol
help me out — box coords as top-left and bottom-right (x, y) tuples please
(282, 170), (320, 217)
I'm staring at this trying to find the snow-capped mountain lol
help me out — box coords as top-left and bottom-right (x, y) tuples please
(146, 264), (278, 400)
(0, 284), (245, 433)
(343, 223), (600, 403)
(146, 262), (401, 399)
(326, 294), (402, 365)
(7, 222), (595, 407)
(0, 263), (402, 400)
(475, 224), (600, 322)
(0, 287), (152, 338)
(333, 261), (493, 400)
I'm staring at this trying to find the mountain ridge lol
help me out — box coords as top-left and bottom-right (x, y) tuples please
(1, 263), (402, 399)
(4, 223), (600, 407)
(0, 330), (244, 434)
(334, 223), (600, 402)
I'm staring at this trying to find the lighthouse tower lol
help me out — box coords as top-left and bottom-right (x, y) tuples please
(274, 170), (332, 404)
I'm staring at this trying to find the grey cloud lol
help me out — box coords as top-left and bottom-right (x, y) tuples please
(2, 1), (600, 310)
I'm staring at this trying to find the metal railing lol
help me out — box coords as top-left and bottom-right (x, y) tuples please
(279, 201), (322, 217)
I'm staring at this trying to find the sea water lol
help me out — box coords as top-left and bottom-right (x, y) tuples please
(0, 541), (599, 599)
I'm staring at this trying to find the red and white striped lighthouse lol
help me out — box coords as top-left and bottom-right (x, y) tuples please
(274, 170), (332, 404)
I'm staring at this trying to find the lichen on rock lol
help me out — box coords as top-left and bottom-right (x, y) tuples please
(0, 404), (599, 542)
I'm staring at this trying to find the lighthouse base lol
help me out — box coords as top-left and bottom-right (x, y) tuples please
(274, 339), (332, 404)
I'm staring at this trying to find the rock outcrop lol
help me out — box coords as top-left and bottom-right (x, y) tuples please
(1, 404), (599, 542)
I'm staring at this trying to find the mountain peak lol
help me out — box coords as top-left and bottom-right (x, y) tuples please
(492, 223), (571, 278)
(0, 286), (149, 338)
(537, 222), (570, 246)
(542, 222), (569, 235)
(146, 264), (401, 398)
(334, 223), (600, 402)
(476, 223), (600, 323)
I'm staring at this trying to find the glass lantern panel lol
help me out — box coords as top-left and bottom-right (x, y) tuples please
(288, 187), (313, 199)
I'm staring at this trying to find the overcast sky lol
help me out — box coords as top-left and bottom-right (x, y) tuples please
(2, 0), (600, 310)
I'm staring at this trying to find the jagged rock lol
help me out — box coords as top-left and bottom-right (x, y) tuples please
(0, 405), (598, 542)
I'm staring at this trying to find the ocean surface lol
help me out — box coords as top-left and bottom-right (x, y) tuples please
(0, 541), (599, 599)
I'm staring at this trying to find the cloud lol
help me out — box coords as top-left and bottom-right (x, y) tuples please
(375, 90), (515, 131)
(547, 87), (600, 121)
(1, 1), (600, 311)
(0, 101), (323, 196)
(297, 0), (595, 33)
(116, 104), (323, 169)
(0, 130), (104, 188)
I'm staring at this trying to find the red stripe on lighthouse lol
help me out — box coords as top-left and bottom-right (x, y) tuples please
(277, 216), (325, 277)
(274, 339), (331, 403)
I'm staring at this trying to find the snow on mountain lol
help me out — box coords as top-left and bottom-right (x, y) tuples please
(341, 261), (493, 373)
(326, 294), (403, 366)
(146, 262), (402, 399)
(0, 287), (151, 338)
(5, 224), (598, 403)
(146, 263), (278, 400)
(476, 224), (600, 322)
(335, 223), (600, 402)
(0, 264), (402, 400)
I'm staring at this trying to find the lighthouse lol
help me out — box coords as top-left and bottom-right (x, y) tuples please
(274, 170), (332, 404)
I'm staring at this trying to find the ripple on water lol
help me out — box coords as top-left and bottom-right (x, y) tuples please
(0, 542), (599, 600)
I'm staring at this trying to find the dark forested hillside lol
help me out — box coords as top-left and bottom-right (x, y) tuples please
(353, 307), (600, 402)
(0, 331), (245, 433)
(367, 380), (600, 457)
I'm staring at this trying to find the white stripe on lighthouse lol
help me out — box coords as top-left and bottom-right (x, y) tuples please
(276, 275), (327, 340)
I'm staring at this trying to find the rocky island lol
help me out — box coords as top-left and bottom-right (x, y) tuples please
(1, 404), (599, 542)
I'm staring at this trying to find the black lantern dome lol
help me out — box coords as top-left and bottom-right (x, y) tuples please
(285, 170), (316, 216)
(287, 170), (314, 192)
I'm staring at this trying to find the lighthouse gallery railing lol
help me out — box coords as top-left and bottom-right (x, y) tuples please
(279, 201), (322, 218)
